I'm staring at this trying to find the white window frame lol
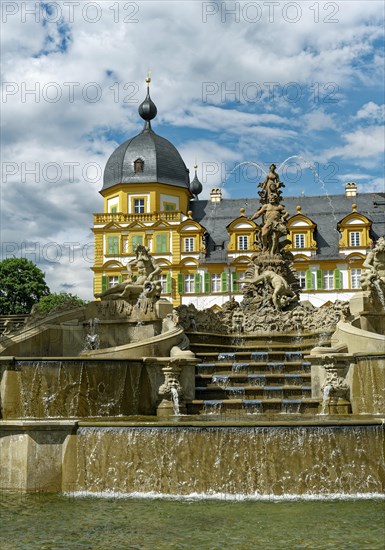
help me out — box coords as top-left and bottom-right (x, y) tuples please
(134, 198), (145, 214)
(351, 268), (362, 289)
(211, 274), (221, 293)
(108, 276), (119, 288)
(349, 231), (360, 246)
(238, 235), (248, 250)
(294, 233), (306, 248)
(297, 270), (306, 289)
(238, 272), (246, 289)
(184, 237), (194, 253)
(323, 270), (334, 290)
(184, 274), (195, 293)
(159, 274), (168, 294)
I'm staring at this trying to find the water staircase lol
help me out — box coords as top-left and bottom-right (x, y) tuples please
(185, 330), (332, 416)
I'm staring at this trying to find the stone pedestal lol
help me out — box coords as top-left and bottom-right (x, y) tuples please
(308, 353), (353, 416)
(319, 397), (352, 415)
(157, 364), (186, 417)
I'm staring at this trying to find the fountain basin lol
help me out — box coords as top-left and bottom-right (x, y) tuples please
(1, 417), (384, 495)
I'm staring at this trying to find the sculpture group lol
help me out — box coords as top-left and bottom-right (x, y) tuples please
(96, 244), (162, 312)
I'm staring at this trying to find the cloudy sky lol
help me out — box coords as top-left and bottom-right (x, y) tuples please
(1, 0), (384, 299)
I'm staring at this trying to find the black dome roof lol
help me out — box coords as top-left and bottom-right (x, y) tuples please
(103, 130), (190, 190)
(102, 82), (190, 191)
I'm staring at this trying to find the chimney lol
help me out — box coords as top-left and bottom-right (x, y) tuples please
(210, 188), (222, 203)
(345, 182), (357, 197)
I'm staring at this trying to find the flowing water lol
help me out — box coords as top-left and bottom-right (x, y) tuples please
(14, 360), (144, 418)
(170, 387), (180, 416)
(373, 279), (385, 307)
(1, 492), (384, 549)
(72, 425), (385, 497)
(319, 385), (332, 415)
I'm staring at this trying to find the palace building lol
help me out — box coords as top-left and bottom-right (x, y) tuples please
(92, 80), (385, 308)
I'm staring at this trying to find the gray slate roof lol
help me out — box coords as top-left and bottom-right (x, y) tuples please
(103, 129), (190, 191)
(189, 192), (385, 261)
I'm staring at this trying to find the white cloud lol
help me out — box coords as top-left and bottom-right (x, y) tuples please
(356, 102), (385, 123)
(326, 125), (385, 160)
(357, 178), (385, 194)
(1, 0), (384, 296)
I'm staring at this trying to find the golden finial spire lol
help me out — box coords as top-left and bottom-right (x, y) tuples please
(146, 70), (151, 87)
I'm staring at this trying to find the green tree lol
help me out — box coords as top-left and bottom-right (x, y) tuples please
(0, 258), (50, 314)
(35, 292), (87, 316)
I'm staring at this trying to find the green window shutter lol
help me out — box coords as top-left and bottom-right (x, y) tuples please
(167, 272), (172, 294)
(334, 269), (341, 289)
(232, 272), (238, 292)
(221, 272), (228, 292)
(195, 272), (201, 293)
(204, 272), (210, 293)
(118, 275), (122, 284)
(107, 236), (119, 254)
(177, 273), (183, 294)
(132, 235), (143, 252)
(101, 276), (107, 291)
(156, 234), (168, 253)
(316, 270), (323, 290)
(305, 270), (313, 290)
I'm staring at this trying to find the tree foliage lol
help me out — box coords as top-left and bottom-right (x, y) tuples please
(35, 292), (87, 316)
(0, 258), (50, 314)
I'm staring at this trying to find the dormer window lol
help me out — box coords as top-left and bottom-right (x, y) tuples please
(349, 231), (360, 246)
(294, 233), (306, 248)
(134, 158), (144, 173)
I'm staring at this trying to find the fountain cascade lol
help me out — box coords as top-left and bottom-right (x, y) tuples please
(0, 168), (384, 497)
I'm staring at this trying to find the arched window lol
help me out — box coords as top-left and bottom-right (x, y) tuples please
(134, 158), (144, 173)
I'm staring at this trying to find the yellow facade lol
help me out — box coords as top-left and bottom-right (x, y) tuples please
(93, 180), (376, 305)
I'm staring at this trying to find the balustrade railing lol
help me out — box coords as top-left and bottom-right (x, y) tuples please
(94, 211), (182, 224)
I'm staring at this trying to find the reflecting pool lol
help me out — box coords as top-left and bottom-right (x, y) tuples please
(1, 493), (384, 549)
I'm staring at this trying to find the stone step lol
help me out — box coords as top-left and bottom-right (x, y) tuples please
(197, 373), (311, 381)
(194, 350), (314, 358)
(196, 361), (312, 375)
(195, 387), (312, 400)
(186, 398), (320, 416)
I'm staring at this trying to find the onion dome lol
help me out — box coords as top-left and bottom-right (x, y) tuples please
(102, 77), (190, 191)
(138, 76), (158, 131)
(190, 164), (203, 198)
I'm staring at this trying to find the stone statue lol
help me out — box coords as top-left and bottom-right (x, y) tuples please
(95, 245), (162, 306)
(360, 237), (385, 299)
(244, 266), (296, 309)
(258, 163), (285, 202)
(250, 194), (289, 255)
